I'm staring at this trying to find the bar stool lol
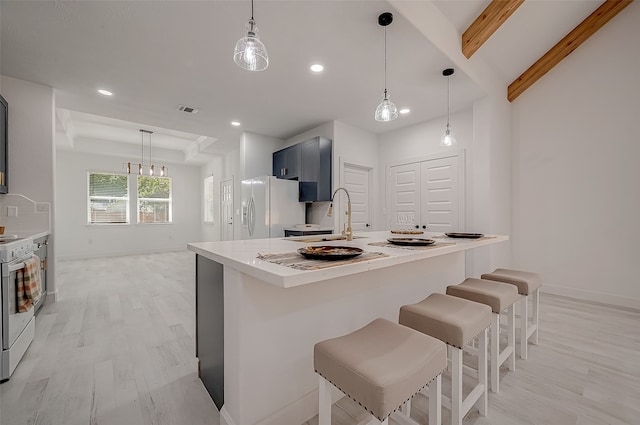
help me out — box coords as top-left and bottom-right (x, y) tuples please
(481, 268), (542, 360)
(446, 278), (519, 393)
(399, 293), (492, 425)
(314, 318), (447, 425)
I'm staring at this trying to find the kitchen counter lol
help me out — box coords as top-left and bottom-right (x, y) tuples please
(188, 231), (507, 289)
(188, 231), (508, 425)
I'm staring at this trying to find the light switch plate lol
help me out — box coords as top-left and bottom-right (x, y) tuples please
(7, 206), (18, 217)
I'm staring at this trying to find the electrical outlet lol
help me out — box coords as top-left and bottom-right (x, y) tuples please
(36, 202), (50, 213)
(7, 206), (18, 217)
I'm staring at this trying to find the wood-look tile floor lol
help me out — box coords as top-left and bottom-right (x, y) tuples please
(0, 251), (219, 425)
(1, 251), (639, 425)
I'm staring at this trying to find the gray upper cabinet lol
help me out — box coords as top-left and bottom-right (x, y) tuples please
(272, 144), (300, 180)
(300, 137), (332, 201)
(273, 137), (332, 202)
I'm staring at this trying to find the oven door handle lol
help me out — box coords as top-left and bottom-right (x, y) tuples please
(8, 262), (26, 273)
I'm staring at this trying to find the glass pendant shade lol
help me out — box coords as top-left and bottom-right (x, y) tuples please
(374, 13), (397, 122)
(375, 93), (398, 122)
(440, 68), (457, 147)
(234, 19), (268, 71)
(440, 124), (457, 147)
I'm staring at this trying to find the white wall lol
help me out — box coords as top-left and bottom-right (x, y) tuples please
(0, 75), (57, 294)
(55, 149), (201, 259)
(511, 2), (640, 309)
(240, 131), (282, 179)
(333, 121), (379, 231)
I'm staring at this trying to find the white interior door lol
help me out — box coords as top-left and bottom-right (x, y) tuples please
(221, 178), (234, 241)
(343, 163), (372, 231)
(388, 162), (421, 230)
(420, 155), (460, 233)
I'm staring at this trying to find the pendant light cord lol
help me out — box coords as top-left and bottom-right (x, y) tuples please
(384, 25), (388, 97)
(251, 0), (254, 20)
(446, 75), (451, 126)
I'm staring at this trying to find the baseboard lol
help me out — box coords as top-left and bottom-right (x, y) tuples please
(220, 387), (338, 425)
(542, 284), (640, 311)
(46, 290), (58, 303)
(219, 406), (236, 425)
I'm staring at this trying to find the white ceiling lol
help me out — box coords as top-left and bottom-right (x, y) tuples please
(0, 0), (620, 163)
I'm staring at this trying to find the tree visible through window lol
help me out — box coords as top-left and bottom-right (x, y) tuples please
(88, 173), (129, 224)
(138, 176), (172, 223)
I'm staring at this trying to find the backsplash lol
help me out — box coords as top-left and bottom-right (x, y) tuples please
(0, 194), (50, 236)
(305, 201), (335, 228)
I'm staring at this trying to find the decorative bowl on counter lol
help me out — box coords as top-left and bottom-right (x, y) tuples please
(390, 229), (424, 235)
(297, 246), (363, 260)
(444, 232), (484, 239)
(387, 238), (435, 246)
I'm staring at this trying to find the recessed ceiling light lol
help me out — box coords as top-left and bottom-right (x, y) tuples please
(399, 108), (410, 114)
(310, 64), (324, 73)
(231, 121), (241, 127)
(97, 89), (113, 96)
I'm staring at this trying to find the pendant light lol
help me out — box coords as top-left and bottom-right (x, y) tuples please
(440, 68), (457, 147)
(233, 0), (269, 71)
(122, 129), (168, 177)
(374, 12), (398, 122)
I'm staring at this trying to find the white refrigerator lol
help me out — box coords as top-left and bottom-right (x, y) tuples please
(241, 176), (305, 239)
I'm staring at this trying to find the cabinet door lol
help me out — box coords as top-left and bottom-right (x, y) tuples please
(300, 139), (319, 182)
(317, 137), (332, 201)
(273, 150), (286, 178)
(272, 145), (300, 179)
(299, 137), (332, 201)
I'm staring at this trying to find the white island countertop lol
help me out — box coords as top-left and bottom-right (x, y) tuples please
(187, 231), (508, 289)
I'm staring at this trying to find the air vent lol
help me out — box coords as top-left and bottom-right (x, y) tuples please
(177, 104), (199, 114)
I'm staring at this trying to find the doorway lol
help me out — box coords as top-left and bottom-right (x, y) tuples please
(342, 162), (373, 231)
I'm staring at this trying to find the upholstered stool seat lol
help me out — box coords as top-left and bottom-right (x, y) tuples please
(446, 278), (519, 392)
(314, 318), (447, 425)
(399, 293), (492, 425)
(481, 268), (542, 360)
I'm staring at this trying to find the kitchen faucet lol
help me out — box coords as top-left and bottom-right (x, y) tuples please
(327, 187), (352, 241)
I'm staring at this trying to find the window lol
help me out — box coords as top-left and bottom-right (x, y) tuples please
(137, 176), (172, 223)
(204, 175), (215, 223)
(88, 172), (129, 224)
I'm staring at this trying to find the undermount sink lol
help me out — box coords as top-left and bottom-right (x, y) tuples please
(287, 235), (368, 243)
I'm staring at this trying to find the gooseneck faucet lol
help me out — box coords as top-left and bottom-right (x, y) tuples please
(327, 187), (352, 241)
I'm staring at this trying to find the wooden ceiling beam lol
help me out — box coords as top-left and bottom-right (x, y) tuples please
(462, 0), (525, 59)
(508, 0), (633, 102)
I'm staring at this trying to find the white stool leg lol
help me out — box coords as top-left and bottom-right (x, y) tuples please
(477, 328), (488, 416)
(429, 374), (442, 425)
(490, 313), (499, 393)
(532, 288), (540, 345)
(507, 303), (516, 371)
(520, 295), (528, 360)
(318, 376), (332, 425)
(451, 347), (463, 425)
(400, 399), (411, 416)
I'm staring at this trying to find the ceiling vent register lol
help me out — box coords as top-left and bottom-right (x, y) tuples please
(177, 104), (199, 114)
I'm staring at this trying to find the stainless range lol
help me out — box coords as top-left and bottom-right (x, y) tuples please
(0, 235), (37, 382)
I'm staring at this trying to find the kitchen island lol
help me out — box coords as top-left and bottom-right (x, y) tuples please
(188, 231), (508, 425)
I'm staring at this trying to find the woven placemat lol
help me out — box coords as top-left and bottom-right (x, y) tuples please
(432, 235), (496, 242)
(257, 251), (388, 271)
(368, 241), (455, 250)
